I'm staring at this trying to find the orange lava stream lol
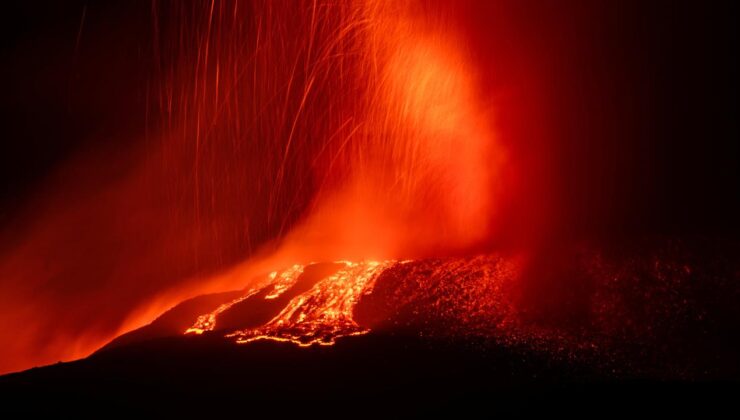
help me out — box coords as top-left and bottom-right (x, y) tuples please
(186, 260), (396, 346)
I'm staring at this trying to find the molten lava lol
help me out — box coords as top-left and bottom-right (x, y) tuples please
(179, 256), (524, 350)
(186, 261), (396, 346)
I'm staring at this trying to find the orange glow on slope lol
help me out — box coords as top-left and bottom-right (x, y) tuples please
(177, 256), (539, 352)
(186, 261), (395, 346)
(185, 265), (303, 335)
(263, 265), (304, 300)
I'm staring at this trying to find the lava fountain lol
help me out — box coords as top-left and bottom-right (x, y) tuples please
(178, 0), (504, 348)
(0, 0), (508, 374)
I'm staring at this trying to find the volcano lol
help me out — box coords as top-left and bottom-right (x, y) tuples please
(1, 0), (738, 415)
(2, 238), (738, 414)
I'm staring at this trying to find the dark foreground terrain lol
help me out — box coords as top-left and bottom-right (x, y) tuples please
(1, 333), (737, 416)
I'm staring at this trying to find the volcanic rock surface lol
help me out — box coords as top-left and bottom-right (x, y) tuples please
(1, 238), (738, 414)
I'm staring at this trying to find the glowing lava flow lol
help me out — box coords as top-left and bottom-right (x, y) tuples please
(184, 265), (304, 335)
(186, 261), (396, 346)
